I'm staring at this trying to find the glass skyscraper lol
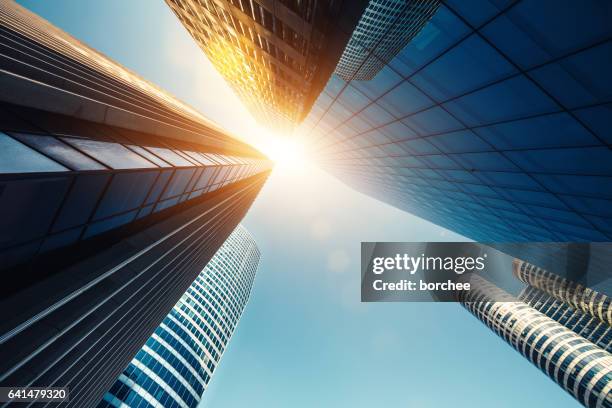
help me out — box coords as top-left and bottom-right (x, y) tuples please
(335, 0), (440, 81)
(165, 0), (368, 132)
(100, 225), (259, 408)
(460, 273), (612, 408)
(0, 2), (270, 407)
(300, 0), (612, 242)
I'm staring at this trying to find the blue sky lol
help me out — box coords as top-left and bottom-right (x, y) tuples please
(15, 1), (580, 407)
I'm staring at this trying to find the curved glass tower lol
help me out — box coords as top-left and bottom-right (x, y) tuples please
(460, 275), (612, 408)
(99, 224), (260, 408)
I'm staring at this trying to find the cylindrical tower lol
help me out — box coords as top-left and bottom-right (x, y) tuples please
(99, 224), (260, 408)
(459, 275), (612, 408)
(518, 286), (611, 353)
(513, 259), (611, 327)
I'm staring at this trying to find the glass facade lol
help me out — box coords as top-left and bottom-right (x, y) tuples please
(165, 0), (368, 132)
(301, 0), (612, 242)
(460, 275), (612, 408)
(0, 129), (268, 267)
(0, 3), (270, 407)
(335, 0), (440, 81)
(100, 225), (259, 408)
(514, 260), (611, 327)
(519, 286), (611, 353)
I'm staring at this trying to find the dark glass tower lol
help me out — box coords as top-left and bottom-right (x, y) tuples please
(301, 0), (612, 242)
(165, 0), (368, 132)
(0, 2), (271, 407)
(100, 224), (260, 408)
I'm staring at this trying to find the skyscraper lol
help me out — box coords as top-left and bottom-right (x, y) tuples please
(165, 0), (368, 132)
(100, 224), (260, 408)
(459, 274), (612, 408)
(335, 0), (440, 81)
(301, 0), (612, 242)
(0, 2), (271, 407)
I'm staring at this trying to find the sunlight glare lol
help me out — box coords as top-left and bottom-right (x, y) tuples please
(251, 127), (309, 168)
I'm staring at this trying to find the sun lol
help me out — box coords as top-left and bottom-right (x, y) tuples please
(250, 127), (309, 168)
(261, 137), (306, 166)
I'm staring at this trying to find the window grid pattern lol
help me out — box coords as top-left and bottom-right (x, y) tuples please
(0, 3), (238, 145)
(514, 260), (612, 327)
(165, 0), (346, 132)
(519, 286), (612, 353)
(100, 225), (260, 408)
(0, 131), (270, 269)
(300, 0), (612, 242)
(335, 0), (440, 81)
(460, 275), (612, 408)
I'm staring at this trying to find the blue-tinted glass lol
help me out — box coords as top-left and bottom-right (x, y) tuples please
(474, 112), (599, 149)
(396, 138), (439, 155)
(351, 64), (403, 99)
(379, 121), (418, 141)
(191, 152), (218, 166)
(185, 167), (203, 192)
(137, 205), (154, 219)
(547, 219), (608, 241)
(505, 147), (612, 176)
(452, 151), (519, 172)
(389, 6), (470, 76)
(388, 156), (425, 168)
(376, 81), (432, 118)
(419, 154), (459, 170)
(405, 106), (463, 134)
(573, 104), (612, 144)
(362, 129), (391, 145)
(0, 132), (67, 173)
(380, 143), (407, 156)
(443, 75), (558, 126)
(360, 103), (395, 127)
(10, 133), (106, 170)
(324, 74), (346, 97)
(94, 171), (158, 220)
(493, 187), (568, 210)
(345, 115), (371, 134)
(322, 102), (352, 128)
(337, 85), (371, 112)
(479, 196), (521, 211)
(145, 147), (193, 167)
(481, 0), (612, 69)
(62, 137), (155, 169)
(162, 168), (196, 199)
(444, 0), (513, 27)
(583, 215), (612, 236)
(438, 169), (480, 183)
(145, 170), (172, 205)
(127, 145), (170, 167)
(477, 171), (542, 190)
(83, 210), (138, 238)
(52, 173), (109, 231)
(427, 130), (490, 153)
(529, 41), (612, 109)
(313, 91), (334, 113)
(411, 34), (517, 101)
(194, 167), (218, 190)
(334, 122), (359, 139)
(519, 203), (593, 228)
(175, 150), (200, 166)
